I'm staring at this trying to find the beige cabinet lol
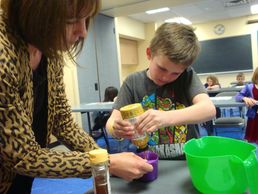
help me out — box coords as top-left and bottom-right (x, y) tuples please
(120, 38), (138, 65)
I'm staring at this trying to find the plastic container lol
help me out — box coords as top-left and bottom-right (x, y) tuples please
(89, 149), (111, 194)
(120, 103), (148, 150)
(183, 136), (258, 194)
(137, 151), (158, 182)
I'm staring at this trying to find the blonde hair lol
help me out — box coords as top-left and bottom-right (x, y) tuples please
(149, 23), (200, 67)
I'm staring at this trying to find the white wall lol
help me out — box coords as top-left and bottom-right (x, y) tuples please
(116, 17), (145, 40)
(63, 55), (82, 127)
(115, 15), (258, 87)
(64, 15), (258, 120)
(194, 15), (258, 87)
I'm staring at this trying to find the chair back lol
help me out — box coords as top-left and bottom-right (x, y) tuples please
(213, 91), (245, 139)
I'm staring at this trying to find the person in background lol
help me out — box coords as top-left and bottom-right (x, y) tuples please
(206, 75), (221, 90)
(103, 86), (118, 102)
(106, 23), (216, 160)
(235, 67), (258, 143)
(203, 75), (221, 135)
(0, 1), (152, 193)
(93, 86), (133, 153)
(92, 86), (118, 135)
(235, 72), (245, 86)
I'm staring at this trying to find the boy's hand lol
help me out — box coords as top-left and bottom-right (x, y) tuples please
(136, 109), (169, 132)
(112, 119), (135, 139)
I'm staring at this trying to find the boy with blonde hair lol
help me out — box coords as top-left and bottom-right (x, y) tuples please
(106, 23), (216, 159)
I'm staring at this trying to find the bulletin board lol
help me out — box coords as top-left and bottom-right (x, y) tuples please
(192, 34), (253, 74)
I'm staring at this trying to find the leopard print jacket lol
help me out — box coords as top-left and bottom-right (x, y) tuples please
(0, 18), (98, 193)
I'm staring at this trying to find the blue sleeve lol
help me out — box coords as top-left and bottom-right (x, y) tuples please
(235, 84), (250, 102)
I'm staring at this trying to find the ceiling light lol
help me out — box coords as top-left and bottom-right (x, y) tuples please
(145, 7), (170, 14)
(251, 4), (258, 14)
(165, 17), (192, 25)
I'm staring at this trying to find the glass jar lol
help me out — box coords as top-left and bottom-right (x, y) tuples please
(120, 103), (148, 150)
(89, 149), (111, 194)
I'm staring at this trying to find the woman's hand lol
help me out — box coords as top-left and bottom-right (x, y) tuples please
(109, 152), (153, 181)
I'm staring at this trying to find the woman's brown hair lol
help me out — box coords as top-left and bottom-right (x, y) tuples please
(1, 0), (100, 60)
(206, 75), (220, 86)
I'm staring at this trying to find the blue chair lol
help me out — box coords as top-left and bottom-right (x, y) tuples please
(213, 91), (245, 139)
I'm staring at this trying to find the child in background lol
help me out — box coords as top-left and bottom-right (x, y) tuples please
(92, 86), (118, 134)
(103, 86), (118, 102)
(106, 23), (216, 160)
(235, 72), (245, 86)
(206, 75), (221, 90)
(93, 86), (134, 153)
(235, 68), (258, 143)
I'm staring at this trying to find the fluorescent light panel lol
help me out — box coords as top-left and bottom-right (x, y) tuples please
(146, 7), (170, 14)
(251, 4), (258, 14)
(165, 17), (192, 25)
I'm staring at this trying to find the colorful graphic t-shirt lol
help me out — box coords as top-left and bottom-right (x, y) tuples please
(113, 67), (206, 159)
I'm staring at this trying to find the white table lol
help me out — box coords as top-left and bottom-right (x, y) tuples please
(72, 102), (114, 151)
(207, 86), (244, 97)
(72, 102), (113, 131)
(72, 102), (114, 112)
(210, 96), (245, 108)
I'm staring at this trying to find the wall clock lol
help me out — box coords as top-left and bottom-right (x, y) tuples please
(214, 24), (225, 35)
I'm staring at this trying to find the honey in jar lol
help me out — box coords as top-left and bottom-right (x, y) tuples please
(120, 103), (148, 150)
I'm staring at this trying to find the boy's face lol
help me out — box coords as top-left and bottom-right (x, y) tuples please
(236, 76), (244, 84)
(147, 51), (187, 86)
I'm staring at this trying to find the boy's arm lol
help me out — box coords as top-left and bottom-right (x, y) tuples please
(106, 109), (135, 139)
(169, 93), (216, 125)
(106, 109), (121, 137)
(137, 93), (216, 132)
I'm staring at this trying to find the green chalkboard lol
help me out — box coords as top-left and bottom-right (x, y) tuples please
(192, 34), (253, 74)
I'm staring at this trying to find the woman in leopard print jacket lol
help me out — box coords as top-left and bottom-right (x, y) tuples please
(0, 1), (153, 193)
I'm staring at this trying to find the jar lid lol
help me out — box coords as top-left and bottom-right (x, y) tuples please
(89, 149), (108, 164)
(120, 103), (144, 119)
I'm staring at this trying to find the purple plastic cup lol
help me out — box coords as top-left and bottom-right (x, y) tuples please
(137, 151), (158, 182)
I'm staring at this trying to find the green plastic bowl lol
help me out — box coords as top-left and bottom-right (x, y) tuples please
(184, 136), (257, 194)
